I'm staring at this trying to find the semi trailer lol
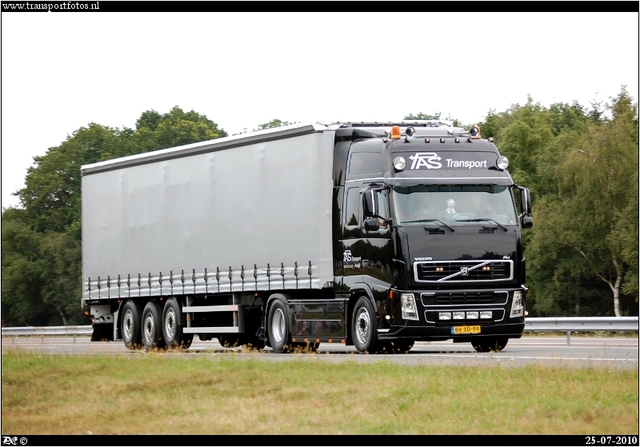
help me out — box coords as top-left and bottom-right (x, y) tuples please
(81, 120), (533, 353)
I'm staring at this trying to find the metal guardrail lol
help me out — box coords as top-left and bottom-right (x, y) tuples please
(524, 316), (638, 345)
(1, 318), (637, 345)
(524, 316), (638, 332)
(2, 325), (93, 336)
(1, 325), (93, 344)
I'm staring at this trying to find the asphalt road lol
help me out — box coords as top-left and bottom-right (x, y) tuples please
(2, 335), (637, 370)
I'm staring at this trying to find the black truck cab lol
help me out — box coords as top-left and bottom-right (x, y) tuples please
(333, 121), (533, 353)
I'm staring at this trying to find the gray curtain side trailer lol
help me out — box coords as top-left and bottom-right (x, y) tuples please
(82, 123), (339, 351)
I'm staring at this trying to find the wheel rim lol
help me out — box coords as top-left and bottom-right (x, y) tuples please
(271, 308), (286, 344)
(165, 308), (176, 341)
(355, 307), (371, 345)
(144, 313), (155, 343)
(123, 309), (134, 341)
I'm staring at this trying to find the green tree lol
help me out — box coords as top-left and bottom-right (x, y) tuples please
(136, 106), (227, 150)
(39, 231), (83, 325)
(17, 123), (122, 238)
(527, 88), (638, 316)
(479, 89), (637, 317)
(255, 119), (295, 131)
(1, 209), (50, 325)
(482, 96), (558, 195)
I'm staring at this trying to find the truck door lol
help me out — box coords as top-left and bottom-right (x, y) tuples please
(340, 184), (393, 290)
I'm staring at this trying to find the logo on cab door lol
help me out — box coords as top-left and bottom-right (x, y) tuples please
(343, 250), (362, 269)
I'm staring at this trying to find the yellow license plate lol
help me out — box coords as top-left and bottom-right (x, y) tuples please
(451, 325), (481, 334)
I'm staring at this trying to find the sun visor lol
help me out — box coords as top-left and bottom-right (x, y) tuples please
(386, 150), (513, 185)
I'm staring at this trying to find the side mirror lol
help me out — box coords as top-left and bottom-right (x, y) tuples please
(362, 188), (377, 217)
(519, 187), (531, 215)
(517, 187), (533, 229)
(361, 185), (388, 231)
(364, 217), (380, 232)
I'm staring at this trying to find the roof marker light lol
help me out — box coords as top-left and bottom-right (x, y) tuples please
(391, 126), (401, 140)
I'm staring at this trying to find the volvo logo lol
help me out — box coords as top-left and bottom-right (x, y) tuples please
(460, 267), (469, 276)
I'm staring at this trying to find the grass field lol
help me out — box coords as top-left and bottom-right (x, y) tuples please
(1, 351), (637, 435)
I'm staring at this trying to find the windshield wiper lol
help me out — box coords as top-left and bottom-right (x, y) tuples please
(402, 218), (454, 232)
(455, 218), (508, 232)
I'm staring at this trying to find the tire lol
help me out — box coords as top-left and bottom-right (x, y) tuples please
(267, 298), (292, 353)
(141, 301), (166, 351)
(471, 337), (508, 353)
(162, 298), (193, 350)
(352, 297), (380, 354)
(121, 300), (142, 350)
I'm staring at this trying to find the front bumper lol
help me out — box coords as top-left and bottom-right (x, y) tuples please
(382, 288), (526, 342)
(379, 320), (525, 342)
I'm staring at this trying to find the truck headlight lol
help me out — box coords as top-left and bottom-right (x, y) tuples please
(401, 293), (419, 321)
(510, 290), (524, 318)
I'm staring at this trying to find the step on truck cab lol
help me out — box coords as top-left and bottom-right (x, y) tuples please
(82, 120), (532, 353)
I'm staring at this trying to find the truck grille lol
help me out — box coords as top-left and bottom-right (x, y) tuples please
(420, 290), (508, 306)
(414, 260), (513, 283)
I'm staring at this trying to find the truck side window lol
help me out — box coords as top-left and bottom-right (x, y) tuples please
(348, 153), (384, 176)
(345, 187), (360, 227)
(370, 189), (390, 231)
(377, 190), (389, 221)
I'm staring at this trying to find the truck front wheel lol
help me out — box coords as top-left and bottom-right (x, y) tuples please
(267, 298), (291, 353)
(141, 301), (166, 351)
(162, 298), (193, 350)
(352, 297), (380, 354)
(121, 300), (142, 350)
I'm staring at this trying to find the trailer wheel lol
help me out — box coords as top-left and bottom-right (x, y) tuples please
(141, 301), (166, 351)
(471, 337), (508, 352)
(267, 298), (291, 353)
(352, 297), (380, 354)
(121, 300), (142, 350)
(162, 298), (193, 350)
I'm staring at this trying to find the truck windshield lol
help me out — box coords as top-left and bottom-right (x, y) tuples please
(392, 185), (517, 226)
